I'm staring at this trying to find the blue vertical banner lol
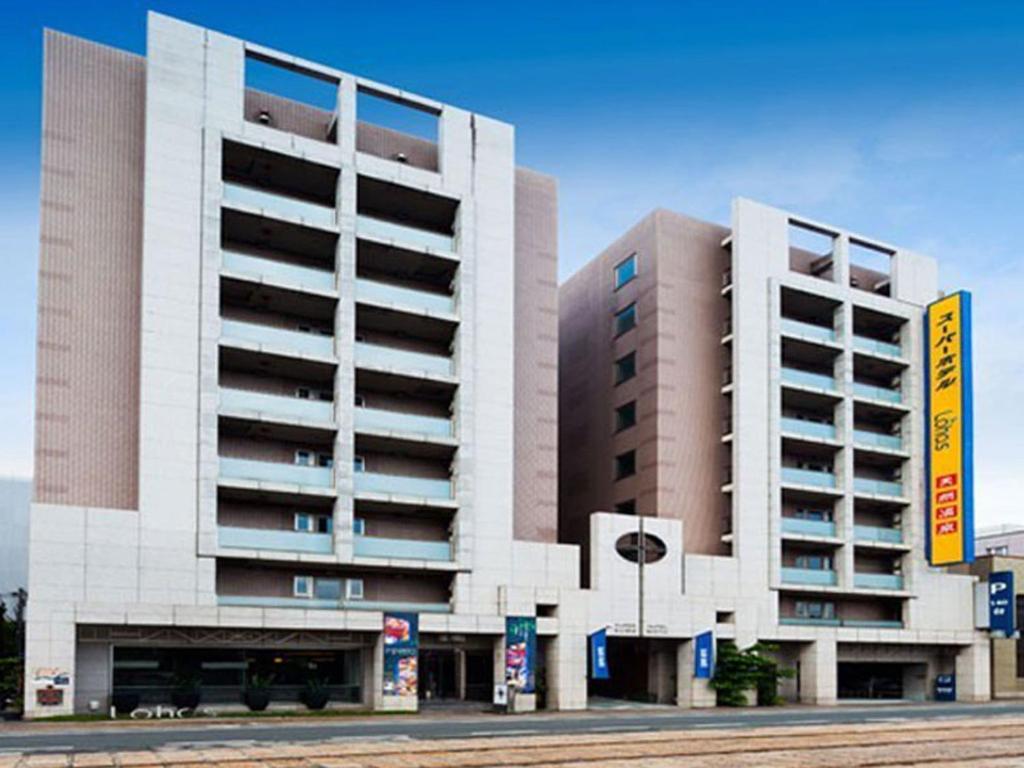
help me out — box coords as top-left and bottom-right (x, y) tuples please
(505, 616), (537, 693)
(382, 613), (419, 698)
(694, 630), (714, 679)
(589, 629), (610, 680)
(990, 571), (1015, 636)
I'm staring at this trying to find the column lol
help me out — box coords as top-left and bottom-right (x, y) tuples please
(798, 638), (837, 705)
(955, 640), (992, 702)
(676, 640), (716, 708)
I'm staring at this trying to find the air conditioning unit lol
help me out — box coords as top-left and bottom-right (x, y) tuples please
(345, 578), (364, 600)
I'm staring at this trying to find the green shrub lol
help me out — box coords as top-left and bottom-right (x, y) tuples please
(709, 641), (794, 707)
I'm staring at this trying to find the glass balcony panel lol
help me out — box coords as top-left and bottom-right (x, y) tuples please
(221, 320), (335, 358)
(854, 477), (904, 497)
(853, 429), (903, 451)
(781, 318), (836, 343)
(353, 535), (452, 561)
(356, 215), (455, 254)
(854, 524), (904, 544)
(781, 518), (837, 538)
(223, 182), (336, 228)
(222, 250), (335, 293)
(780, 417), (836, 441)
(854, 573), (904, 590)
(853, 382), (902, 403)
(218, 526), (333, 554)
(781, 567), (837, 586)
(854, 335), (902, 358)
(354, 471), (452, 500)
(220, 388), (334, 423)
(841, 619), (903, 629)
(355, 278), (455, 316)
(779, 617), (841, 627)
(354, 407), (452, 438)
(354, 342), (453, 377)
(217, 595), (450, 613)
(781, 467), (836, 488)
(781, 367), (836, 392)
(219, 457), (334, 488)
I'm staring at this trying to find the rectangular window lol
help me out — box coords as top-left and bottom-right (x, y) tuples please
(614, 499), (636, 516)
(615, 401), (637, 432)
(317, 454), (334, 468)
(354, 393), (365, 407)
(614, 254), (637, 289)
(317, 515), (333, 534)
(614, 303), (637, 336)
(615, 450), (637, 480)
(795, 507), (831, 522)
(795, 555), (831, 571)
(293, 576), (313, 598)
(294, 513), (312, 532)
(345, 578), (365, 600)
(614, 352), (637, 385)
(314, 578), (342, 601)
(353, 455), (366, 472)
(796, 600), (834, 619)
(295, 450), (312, 466)
(352, 517), (366, 535)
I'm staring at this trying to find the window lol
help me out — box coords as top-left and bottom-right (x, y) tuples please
(614, 303), (637, 336)
(614, 254), (637, 289)
(295, 450), (313, 466)
(615, 401), (637, 432)
(317, 454), (333, 468)
(615, 450), (636, 480)
(345, 578), (365, 600)
(295, 513), (312, 532)
(352, 517), (366, 535)
(293, 576), (313, 598)
(795, 554), (831, 571)
(795, 507), (831, 522)
(354, 393), (365, 407)
(614, 499), (636, 516)
(297, 387), (311, 400)
(353, 455), (366, 472)
(314, 578), (342, 601)
(795, 600), (835, 620)
(614, 352), (637, 385)
(988, 545), (1010, 556)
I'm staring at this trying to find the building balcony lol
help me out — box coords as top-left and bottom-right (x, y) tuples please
(217, 595), (450, 613)
(223, 182), (336, 229)
(781, 367), (836, 392)
(779, 617), (841, 627)
(781, 518), (837, 538)
(780, 617), (902, 629)
(354, 406), (452, 439)
(354, 341), (453, 378)
(219, 388), (334, 425)
(355, 278), (455, 317)
(853, 429), (903, 451)
(854, 525), (904, 545)
(781, 467), (837, 489)
(354, 471), (452, 501)
(218, 526), (333, 554)
(853, 382), (902, 404)
(221, 319), (335, 359)
(353, 535), (452, 562)
(780, 417), (837, 441)
(854, 573), (904, 591)
(220, 457), (333, 488)
(853, 477), (904, 497)
(356, 215), (455, 255)
(841, 619), (903, 629)
(222, 249), (335, 293)
(781, 318), (837, 345)
(853, 335), (902, 358)
(781, 567), (837, 587)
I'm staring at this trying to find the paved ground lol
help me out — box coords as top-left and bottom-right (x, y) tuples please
(2, 712), (1024, 766)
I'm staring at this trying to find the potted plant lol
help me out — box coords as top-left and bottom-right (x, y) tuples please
(300, 677), (330, 711)
(111, 691), (140, 716)
(170, 673), (202, 711)
(243, 674), (273, 712)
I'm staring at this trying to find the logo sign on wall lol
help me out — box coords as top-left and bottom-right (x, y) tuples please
(505, 616), (537, 693)
(590, 628), (610, 680)
(382, 612), (418, 698)
(990, 571), (1016, 637)
(925, 291), (975, 566)
(694, 630), (714, 679)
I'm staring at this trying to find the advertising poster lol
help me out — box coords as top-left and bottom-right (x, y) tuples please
(505, 616), (536, 693)
(925, 291), (974, 566)
(382, 612), (418, 697)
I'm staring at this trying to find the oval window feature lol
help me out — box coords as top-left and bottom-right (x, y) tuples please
(614, 532), (668, 564)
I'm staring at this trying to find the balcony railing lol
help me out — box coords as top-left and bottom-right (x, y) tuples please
(781, 467), (837, 489)
(854, 524), (904, 544)
(221, 320), (335, 359)
(353, 535), (452, 562)
(781, 367), (836, 392)
(854, 335), (902, 358)
(781, 318), (837, 344)
(841, 619), (903, 629)
(218, 595), (450, 613)
(356, 215), (455, 254)
(781, 567), (837, 586)
(853, 477), (904, 497)
(354, 407), (452, 438)
(781, 617), (902, 629)
(853, 429), (903, 451)
(780, 417), (837, 441)
(219, 457), (333, 488)
(779, 617), (841, 627)
(354, 342), (453, 378)
(222, 249), (335, 293)
(853, 382), (902, 404)
(354, 471), (452, 500)
(355, 278), (455, 316)
(781, 517), (837, 538)
(854, 572), (904, 591)
(218, 526), (333, 554)
(223, 182), (336, 228)
(219, 388), (334, 424)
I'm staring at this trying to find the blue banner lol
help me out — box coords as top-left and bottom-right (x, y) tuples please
(590, 629), (609, 680)
(505, 616), (537, 693)
(694, 630), (714, 679)
(990, 571), (1015, 636)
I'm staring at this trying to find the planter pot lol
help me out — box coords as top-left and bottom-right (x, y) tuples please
(243, 689), (271, 712)
(171, 691), (201, 710)
(301, 689), (330, 711)
(111, 692), (140, 716)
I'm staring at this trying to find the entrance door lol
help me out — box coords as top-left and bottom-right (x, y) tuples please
(419, 649), (457, 701)
(837, 662), (905, 700)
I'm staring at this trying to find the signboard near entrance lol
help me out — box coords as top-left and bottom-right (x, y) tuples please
(383, 612), (419, 698)
(694, 630), (714, 679)
(505, 616), (536, 693)
(990, 571), (1016, 637)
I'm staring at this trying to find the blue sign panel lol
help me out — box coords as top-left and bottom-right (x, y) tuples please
(990, 571), (1015, 636)
(590, 629), (610, 680)
(935, 674), (956, 701)
(694, 630), (714, 679)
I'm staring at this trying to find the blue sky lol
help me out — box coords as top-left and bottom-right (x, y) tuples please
(1, 1), (1022, 525)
